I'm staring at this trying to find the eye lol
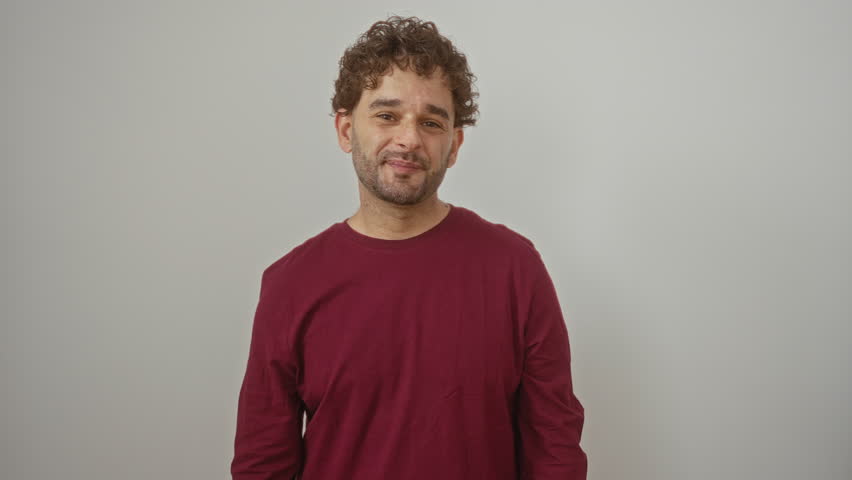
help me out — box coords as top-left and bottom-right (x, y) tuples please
(423, 121), (444, 129)
(376, 113), (395, 121)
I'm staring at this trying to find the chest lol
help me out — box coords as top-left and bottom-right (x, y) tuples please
(292, 265), (524, 414)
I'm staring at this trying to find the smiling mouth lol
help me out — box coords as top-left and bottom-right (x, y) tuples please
(386, 159), (422, 169)
(386, 160), (423, 173)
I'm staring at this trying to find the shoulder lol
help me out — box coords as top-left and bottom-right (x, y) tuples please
(260, 221), (340, 284)
(454, 205), (543, 262)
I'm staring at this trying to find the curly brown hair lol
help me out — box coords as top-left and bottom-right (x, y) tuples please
(331, 16), (479, 128)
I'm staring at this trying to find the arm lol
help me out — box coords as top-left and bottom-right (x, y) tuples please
(517, 260), (588, 479)
(231, 269), (304, 480)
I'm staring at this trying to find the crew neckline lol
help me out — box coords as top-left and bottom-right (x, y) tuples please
(337, 203), (461, 251)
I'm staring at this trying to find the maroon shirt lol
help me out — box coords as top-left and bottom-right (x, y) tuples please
(231, 204), (587, 479)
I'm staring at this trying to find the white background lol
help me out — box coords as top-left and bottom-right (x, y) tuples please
(2, 1), (850, 479)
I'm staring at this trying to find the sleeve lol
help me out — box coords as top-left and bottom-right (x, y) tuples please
(231, 269), (305, 480)
(516, 258), (588, 480)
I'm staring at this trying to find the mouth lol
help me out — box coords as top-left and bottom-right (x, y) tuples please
(385, 159), (423, 173)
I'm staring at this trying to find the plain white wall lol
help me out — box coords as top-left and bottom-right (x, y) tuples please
(2, 1), (850, 479)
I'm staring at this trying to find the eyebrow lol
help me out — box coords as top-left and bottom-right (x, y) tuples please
(367, 97), (450, 121)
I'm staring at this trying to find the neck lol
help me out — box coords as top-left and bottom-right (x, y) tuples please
(346, 193), (451, 240)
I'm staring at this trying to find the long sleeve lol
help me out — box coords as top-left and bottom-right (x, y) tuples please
(516, 260), (588, 479)
(231, 270), (305, 480)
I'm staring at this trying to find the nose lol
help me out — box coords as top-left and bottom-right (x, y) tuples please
(393, 119), (423, 151)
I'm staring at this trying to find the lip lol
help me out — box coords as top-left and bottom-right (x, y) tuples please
(386, 160), (423, 172)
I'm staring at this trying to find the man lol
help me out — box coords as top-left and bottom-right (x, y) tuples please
(231, 15), (587, 480)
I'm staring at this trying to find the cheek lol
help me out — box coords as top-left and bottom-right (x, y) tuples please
(367, 132), (390, 156)
(433, 137), (453, 159)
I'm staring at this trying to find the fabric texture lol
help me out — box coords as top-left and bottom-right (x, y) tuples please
(231, 204), (587, 479)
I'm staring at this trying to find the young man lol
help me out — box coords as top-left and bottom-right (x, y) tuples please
(231, 16), (587, 480)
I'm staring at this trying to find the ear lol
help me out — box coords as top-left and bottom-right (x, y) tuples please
(446, 127), (464, 168)
(335, 109), (353, 153)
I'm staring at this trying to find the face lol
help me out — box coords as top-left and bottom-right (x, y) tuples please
(335, 65), (464, 206)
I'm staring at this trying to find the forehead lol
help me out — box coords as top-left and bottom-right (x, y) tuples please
(359, 66), (453, 110)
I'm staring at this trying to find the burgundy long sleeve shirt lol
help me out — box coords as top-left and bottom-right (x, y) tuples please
(231, 204), (587, 479)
